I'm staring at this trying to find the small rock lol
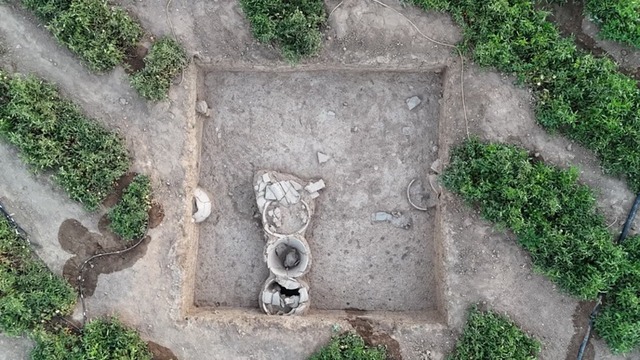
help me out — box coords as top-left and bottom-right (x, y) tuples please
(432, 145), (438, 153)
(406, 96), (421, 110)
(327, 111), (336, 117)
(566, 144), (572, 151)
(317, 152), (330, 164)
(119, 98), (128, 105)
(305, 179), (326, 193)
(351, 126), (359, 133)
(196, 100), (209, 115)
(430, 159), (442, 174)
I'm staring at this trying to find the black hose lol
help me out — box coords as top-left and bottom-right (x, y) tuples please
(618, 193), (640, 244)
(577, 192), (640, 360)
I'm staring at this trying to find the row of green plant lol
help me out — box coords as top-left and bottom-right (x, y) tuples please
(0, 70), (129, 210)
(411, 0), (640, 194)
(108, 174), (151, 241)
(23, 0), (142, 72)
(309, 332), (387, 360)
(308, 306), (539, 360)
(239, 0), (326, 62)
(448, 306), (540, 360)
(0, 212), (77, 335)
(0, 214), (153, 359)
(595, 234), (640, 354)
(21, 0), (188, 100)
(584, 0), (640, 49)
(30, 318), (152, 360)
(130, 37), (189, 101)
(442, 138), (640, 353)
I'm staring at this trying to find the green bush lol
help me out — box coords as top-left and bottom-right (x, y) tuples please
(22, 0), (72, 22)
(449, 306), (540, 360)
(31, 318), (153, 360)
(0, 72), (130, 210)
(0, 216), (77, 335)
(411, 0), (640, 193)
(442, 138), (626, 300)
(130, 37), (189, 101)
(108, 174), (151, 241)
(584, 0), (640, 49)
(240, 0), (326, 61)
(595, 235), (640, 354)
(309, 332), (386, 360)
(48, 0), (143, 71)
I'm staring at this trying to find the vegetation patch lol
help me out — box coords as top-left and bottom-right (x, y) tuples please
(309, 332), (387, 360)
(108, 174), (151, 241)
(131, 37), (189, 101)
(47, 0), (143, 71)
(30, 318), (153, 360)
(584, 0), (640, 49)
(595, 235), (640, 354)
(0, 70), (130, 210)
(240, 0), (326, 61)
(443, 138), (626, 299)
(411, 0), (640, 193)
(0, 215), (77, 335)
(449, 306), (540, 360)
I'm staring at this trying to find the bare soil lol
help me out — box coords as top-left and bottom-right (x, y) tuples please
(0, 0), (639, 359)
(195, 69), (441, 313)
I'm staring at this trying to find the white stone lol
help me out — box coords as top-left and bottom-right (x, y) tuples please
(309, 192), (320, 199)
(269, 183), (285, 200)
(265, 187), (277, 200)
(305, 179), (326, 193)
(290, 181), (303, 191)
(257, 197), (267, 209)
(262, 173), (271, 183)
(406, 96), (421, 110)
(262, 291), (273, 304)
(299, 288), (309, 302)
(317, 152), (330, 164)
(192, 187), (212, 223)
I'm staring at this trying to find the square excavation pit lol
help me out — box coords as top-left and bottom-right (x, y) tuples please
(194, 69), (444, 317)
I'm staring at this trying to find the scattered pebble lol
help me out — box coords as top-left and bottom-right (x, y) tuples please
(196, 100), (210, 115)
(317, 152), (330, 164)
(406, 96), (421, 110)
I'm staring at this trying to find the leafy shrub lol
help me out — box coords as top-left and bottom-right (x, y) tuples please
(595, 235), (640, 354)
(309, 332), (387, 360)
(240, 0), (326, 61)
(48, 0), (143, 71)
(0, 216), (77, 335)
(31, 318), (153, 360)
(81, 318), (153, 359)
(22, 0), (72, 22)
(442, 138), (626, 299)
(30, 328), (83, 360)
(584, 0), (640, 49)
(0, 72), (130, 210)
(130, 37), (189, 101)
(411, 0), (640, 194)
(108, 174), (151, 241)
(449, 306), (540, 360)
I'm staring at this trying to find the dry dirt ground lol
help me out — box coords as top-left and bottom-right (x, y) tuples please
(0, 0), (639, 359)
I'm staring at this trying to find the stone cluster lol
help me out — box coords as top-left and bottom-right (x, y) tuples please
(254, 170), (324, 315)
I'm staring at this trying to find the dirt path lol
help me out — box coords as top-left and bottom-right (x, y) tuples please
(0, 0), (638, 359)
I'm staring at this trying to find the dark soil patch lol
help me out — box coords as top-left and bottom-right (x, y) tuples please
(59, 218), (150, 296)
(124, 44), (149, 74)
(544, 0), (640, 82)
(148, 341), (179, 360)
(102, 172), (137, 208)
(347, 317), (402, 360)
(149, 202), (165, 229)
(565, 301), (596, 360)
(544, 1), (605, 57)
